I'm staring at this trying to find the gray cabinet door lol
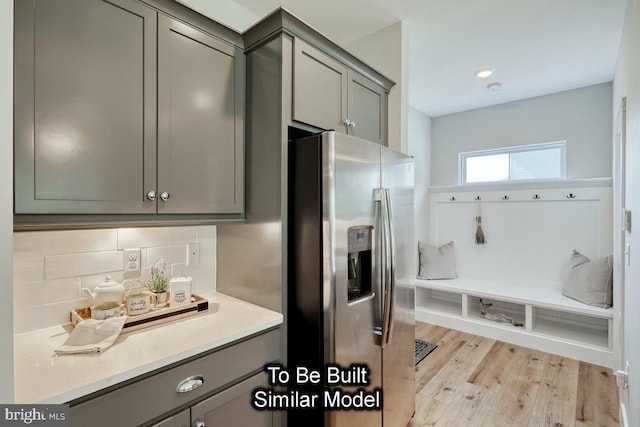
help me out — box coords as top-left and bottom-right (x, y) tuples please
(191, 373), (272, 427)
(157, 15), (244, 214)
(151, 409), (190, 427)
(292, 38), (348, 133)
(14, 0), (157, 214)
(348, 69), (388, 146)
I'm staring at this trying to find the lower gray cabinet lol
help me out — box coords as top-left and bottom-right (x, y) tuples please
(191, 373), (271, 427)
(152, 374), (271, 427)
(69, 329), (279, 427)
(151, 409), (190, 427)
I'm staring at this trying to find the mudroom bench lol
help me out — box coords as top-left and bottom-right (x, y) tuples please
(415, 277), (613, 367)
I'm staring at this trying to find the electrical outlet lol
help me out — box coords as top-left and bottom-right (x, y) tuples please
(188, 243), (200, 265)
(124, 248), (141, 273)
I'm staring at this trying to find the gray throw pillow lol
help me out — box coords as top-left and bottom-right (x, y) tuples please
(561, 250), (613, 308)
(418, 241), (457, 279)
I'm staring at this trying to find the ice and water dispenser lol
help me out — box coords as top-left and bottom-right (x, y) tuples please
(347, 225), (373, 302)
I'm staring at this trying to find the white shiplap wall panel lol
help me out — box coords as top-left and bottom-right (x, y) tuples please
(428, 184), (612, 290)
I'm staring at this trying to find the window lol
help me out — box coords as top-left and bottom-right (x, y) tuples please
(459, 141), (566, 184)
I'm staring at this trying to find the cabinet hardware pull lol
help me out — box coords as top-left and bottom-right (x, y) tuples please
(176, 375), (204, 393)
(147, 191), (157, 201)
(194, 420), (205, 427)
(566, 193), (576, 199)
(343, 119), (351, 128)
(533, 194), (541, 200)
(350, 121), (356, 128)
(160, 192), (171, 201)
(501, 195), (509, 201)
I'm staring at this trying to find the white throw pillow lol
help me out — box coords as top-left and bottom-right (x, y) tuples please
(561, 250), (613, 308)
(418, 241), (457, 280)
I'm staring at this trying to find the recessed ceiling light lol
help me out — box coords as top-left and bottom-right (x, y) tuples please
(474, 68), (494, 78)
(487, 82), (502, 91)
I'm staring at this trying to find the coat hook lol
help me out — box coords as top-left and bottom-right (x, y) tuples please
(449, 196), (456, 202)
(474, 196), (482, 201)
(567, 193), (576, 199)
(501, 195), (509, 201)
(533, 194), (541, 200)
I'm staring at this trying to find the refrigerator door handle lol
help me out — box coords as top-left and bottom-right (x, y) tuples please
(384, 188), (397, 345)
(379, 187), (393, 348)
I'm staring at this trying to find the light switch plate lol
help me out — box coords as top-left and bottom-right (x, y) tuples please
(188, 243), (200, 265)
(124, 248), (141, 273)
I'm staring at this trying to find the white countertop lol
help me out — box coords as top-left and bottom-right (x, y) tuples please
(13, 293), (283, 404)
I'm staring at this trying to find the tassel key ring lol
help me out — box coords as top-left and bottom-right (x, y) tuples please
(475, 198), (486, 245)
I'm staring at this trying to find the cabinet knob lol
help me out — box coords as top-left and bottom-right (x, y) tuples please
(343, 119), (352, 128)
(176, 375), (204, 393)
(160, 192), (171, 202)
(194, 421), (205, 427)
(146, 191), (157, 201)
(350, 120), (356, 129)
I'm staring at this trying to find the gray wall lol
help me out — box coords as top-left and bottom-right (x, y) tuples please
(408, 107), (431, 244)
(430, 83), (613, 186)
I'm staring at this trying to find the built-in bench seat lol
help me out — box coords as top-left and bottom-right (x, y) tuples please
(414, 277), (614, 367)
(417, 278), (613, 318)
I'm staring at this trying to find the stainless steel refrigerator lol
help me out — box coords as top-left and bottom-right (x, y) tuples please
(288, 131), (415, 426)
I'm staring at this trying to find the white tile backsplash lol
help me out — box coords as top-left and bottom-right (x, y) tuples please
(13, 229), (117, 257)
(13, 298), (90, 334)
(45, 251), (124, 280)
(13, 256), (45, 284)
(117, 227), (197, 250)
(80, 271), (125, 290)
(147, 245), (188, 266)
(13, 226), (216, 333)
(13, 278), (81, 309)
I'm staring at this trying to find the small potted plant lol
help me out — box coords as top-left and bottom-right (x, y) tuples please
(146, 258), (168, 306)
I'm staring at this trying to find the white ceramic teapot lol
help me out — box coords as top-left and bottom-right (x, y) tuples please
(81, 276), (131, 305)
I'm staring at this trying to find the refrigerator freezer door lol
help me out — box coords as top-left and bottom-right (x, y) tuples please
(329, 132), (383, 427)
(381, 147), (416, 427)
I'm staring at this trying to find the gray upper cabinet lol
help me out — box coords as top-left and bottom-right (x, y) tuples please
(14, 0), (157, 214)
(348, 69), (388, 146)
(14, 0), (245, 221)
(292, 38), (389, 145)
(158, 15), (244, 214)
(292, 38), (348, 132)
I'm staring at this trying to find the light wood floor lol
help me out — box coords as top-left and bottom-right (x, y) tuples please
(410, 322), (619, 427)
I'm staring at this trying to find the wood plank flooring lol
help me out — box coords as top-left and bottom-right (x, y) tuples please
(410, 322), (619, 427)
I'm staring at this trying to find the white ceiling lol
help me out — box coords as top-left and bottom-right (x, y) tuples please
(189, 0), (629, 117)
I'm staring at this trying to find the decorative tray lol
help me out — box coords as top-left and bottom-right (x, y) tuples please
(70, 294), (210, 334)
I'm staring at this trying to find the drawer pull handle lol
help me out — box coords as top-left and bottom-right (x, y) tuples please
(176, 375), (204, 393)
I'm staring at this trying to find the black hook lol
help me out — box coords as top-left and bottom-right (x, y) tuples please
(567, 193), (576, 199)
(449, 196), (456, 202)
(501, 195), (509, 201)
(533, 194), (541, 200)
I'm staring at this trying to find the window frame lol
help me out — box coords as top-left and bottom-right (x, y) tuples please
(458, 141), (567, 185)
